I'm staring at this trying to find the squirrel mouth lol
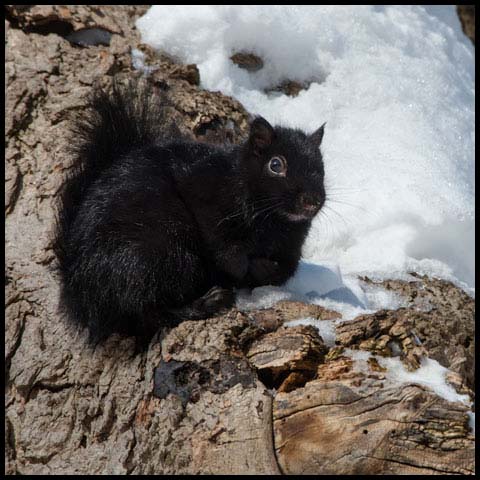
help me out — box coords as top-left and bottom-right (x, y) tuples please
(283, 203), (321, 222)
(283, 212), (313, 222)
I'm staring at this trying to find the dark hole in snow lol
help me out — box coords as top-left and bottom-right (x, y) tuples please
(230, 52), (264, 72)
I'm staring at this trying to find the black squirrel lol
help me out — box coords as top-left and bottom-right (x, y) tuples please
(54, 80), (326, 344)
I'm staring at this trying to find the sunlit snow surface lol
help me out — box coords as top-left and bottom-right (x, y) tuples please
(137, 6), (474, 416)
(137, 5), (474, 292)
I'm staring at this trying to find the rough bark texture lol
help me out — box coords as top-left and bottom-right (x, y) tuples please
(457, 5), (475, 45)
(5, 5), (475, 475)
(274, 373), (474, 475)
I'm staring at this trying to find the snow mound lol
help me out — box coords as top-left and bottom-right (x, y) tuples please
(137, 5), (474, 294)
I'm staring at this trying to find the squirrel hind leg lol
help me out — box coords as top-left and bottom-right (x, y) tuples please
(166, 286), (235, 322)
(127, 287), (235, 351)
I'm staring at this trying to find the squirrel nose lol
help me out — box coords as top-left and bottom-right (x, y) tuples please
(300, 194), (322, 213)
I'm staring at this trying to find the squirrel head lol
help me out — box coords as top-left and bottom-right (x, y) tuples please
(241, 116), (326, 223)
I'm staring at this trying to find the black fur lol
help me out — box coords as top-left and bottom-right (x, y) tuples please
(54, 80), (326, 344)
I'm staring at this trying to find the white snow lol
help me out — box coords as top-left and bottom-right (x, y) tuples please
(137, 5), (474, 296)
(131, 48), (156, 75)
(236, 260), (406, 321)
(378, 355), (471, 405)
(136, 6), (475, 418)
(285, 317), (337, 347)
(348, 349), (472, 405)
(235, 285), (306, 310)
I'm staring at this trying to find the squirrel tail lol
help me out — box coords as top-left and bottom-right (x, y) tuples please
(53, 79), (165, 268)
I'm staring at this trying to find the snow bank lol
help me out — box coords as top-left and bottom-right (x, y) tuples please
(137, 5), (474, 297)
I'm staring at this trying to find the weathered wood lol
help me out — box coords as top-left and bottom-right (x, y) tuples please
(274, 365), (475, 475)
(247, 325), (327, 373)
(247, 325), (328, 392)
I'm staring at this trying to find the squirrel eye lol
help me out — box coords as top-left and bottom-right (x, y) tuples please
(267, 156), (287, 176)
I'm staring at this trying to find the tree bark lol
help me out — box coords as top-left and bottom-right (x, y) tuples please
(5, 5), (475, 475)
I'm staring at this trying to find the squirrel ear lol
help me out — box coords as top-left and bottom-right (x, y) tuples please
(250, 116), (274, 154)
(309, 122), (326, 148)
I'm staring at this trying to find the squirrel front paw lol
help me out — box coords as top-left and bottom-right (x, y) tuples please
(248, 257), (281, 284)
(215, 245), (249, 280)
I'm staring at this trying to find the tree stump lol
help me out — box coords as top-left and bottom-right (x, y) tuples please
(5, 5), (475, 475)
